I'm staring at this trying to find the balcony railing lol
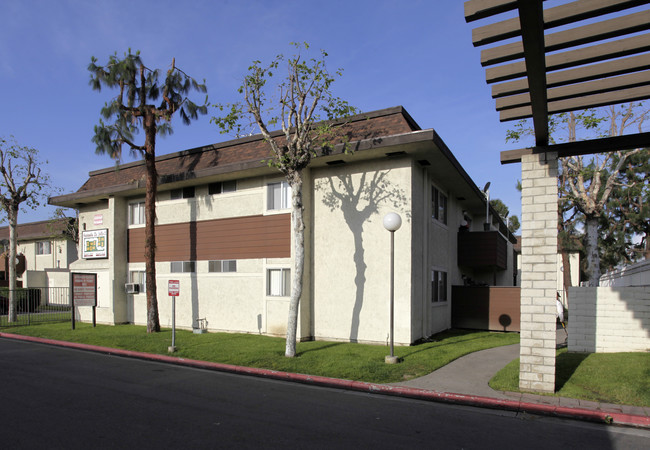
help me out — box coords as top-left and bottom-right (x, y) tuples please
(457, 230), (508, 270)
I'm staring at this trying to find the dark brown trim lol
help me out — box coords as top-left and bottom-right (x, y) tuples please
(500, 131), (650, 164)
(470, 0), (648, 47)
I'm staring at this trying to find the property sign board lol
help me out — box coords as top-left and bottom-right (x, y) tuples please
(168, 280), (180, 297)
(82, 229), (108, 259)
(72, 273), (97, 307)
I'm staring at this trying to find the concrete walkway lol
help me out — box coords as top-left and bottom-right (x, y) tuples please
(392, 343), (519, 398)
(391, 329), (649, 427)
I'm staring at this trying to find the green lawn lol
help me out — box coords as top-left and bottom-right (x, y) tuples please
(1, 323), (518, 384)
(489, 348), (650, 407)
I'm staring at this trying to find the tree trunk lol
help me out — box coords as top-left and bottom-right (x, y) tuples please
(285, 176), (304, 357)
(585, 215), (600, 287)
(7, 206), (18, 323)
(144, 118), (161, 333)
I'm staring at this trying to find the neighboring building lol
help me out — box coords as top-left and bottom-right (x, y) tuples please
(50, 106), (516, 345)
(0, 218), (78, 288)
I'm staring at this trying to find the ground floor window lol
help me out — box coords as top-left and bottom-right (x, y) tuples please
(208, 260), (237, 273)
(432, 269), (447, 303)
(267, 268), (290, 296)
(129, 270), (146, 293)
(170, 261), (196, 273)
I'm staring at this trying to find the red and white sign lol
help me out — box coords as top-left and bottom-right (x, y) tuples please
(168, 280), (180, 296)
(94, 214), (103, 225)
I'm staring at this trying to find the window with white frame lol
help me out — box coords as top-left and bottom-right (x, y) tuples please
(170, 261), (196, 273)
(208, 260), (237, 273)
(170, 186), (195, 200)
(267, 268), (290, 296)
(431, 269), (448, 303)
(129, 202), (145, 225)
(267, 181), (290, 210)
(36, 241), (51, 255)
(208, 180), (237, 195)
(129, 270), (146, 293)
(431, 186), (448, 225)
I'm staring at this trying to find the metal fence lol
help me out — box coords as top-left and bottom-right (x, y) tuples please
(0, 287), (71, 328)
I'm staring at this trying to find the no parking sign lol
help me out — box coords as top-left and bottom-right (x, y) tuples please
(168, 280), (179, 296)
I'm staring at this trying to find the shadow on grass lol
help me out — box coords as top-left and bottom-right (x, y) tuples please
(297, 342), (345, 356)
(555, 350), (590, 392)
(401, 329), (517, 359)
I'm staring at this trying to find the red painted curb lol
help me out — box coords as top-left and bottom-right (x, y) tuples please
(2, 332), (647, 428)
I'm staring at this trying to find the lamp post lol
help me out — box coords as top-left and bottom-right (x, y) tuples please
(483, 181), (491, 231)
(383, 212), (401, 364)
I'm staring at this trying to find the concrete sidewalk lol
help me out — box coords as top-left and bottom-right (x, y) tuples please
(392, 330), (649, 428)
(1, 331), (648, 429)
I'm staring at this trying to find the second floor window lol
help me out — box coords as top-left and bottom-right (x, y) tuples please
(36, 241), (51, 255)
(432, 186), (448, 225)
(267, 181), (290, 210)
(129, 202), (145, 225)
(170, 186), (195, 200)
(209, 180), (237, 195)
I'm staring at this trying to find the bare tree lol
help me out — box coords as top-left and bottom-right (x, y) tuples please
(213, 43), (357, 356)
(88, 50), (207, 332)
(508, 103), (648, 285)
(0, 137), (53, 322)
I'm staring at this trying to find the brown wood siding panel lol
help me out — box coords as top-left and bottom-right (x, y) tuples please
(451, 286), (520, 332)
(128, 214), (290, 263)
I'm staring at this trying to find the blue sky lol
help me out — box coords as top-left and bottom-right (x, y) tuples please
(1, 0), (529, 224)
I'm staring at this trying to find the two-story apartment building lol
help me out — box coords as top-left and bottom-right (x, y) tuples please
(0, 218), (78, 288)
(50, 107), (516, 345)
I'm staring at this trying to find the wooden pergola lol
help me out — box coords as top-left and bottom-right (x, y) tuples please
(464, 0), (650, 393)
(464, 0), (650, 162)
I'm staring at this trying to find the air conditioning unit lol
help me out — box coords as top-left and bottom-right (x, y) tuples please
(125, 283), (140, 294)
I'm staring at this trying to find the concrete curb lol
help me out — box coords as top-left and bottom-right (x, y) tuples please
(2, 332), (648, 429)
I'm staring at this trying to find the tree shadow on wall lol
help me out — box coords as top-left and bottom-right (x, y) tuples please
(317, 170), (409, 342)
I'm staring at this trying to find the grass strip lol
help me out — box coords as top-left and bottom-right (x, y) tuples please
(489, 348), (650, 407)
(2, 323), (518, 384)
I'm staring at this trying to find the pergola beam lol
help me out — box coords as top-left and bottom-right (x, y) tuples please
(501, 131), (650, 164)
(518, 1), (548, 147)
(500, 84), (650, 121)
(471, 0), (650, 47)
(496, 71), (650, 111)
(464, 0), (520, 22)
(486, 33), (650, 84)
(491, 53), (650, 98)
(481, 10), (650, 66)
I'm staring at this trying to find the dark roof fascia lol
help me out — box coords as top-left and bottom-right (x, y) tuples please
(49, 182), (139, 207)
(87, 106), (413, 178)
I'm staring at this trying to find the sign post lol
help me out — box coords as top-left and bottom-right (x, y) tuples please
(168, 280), (179, 353)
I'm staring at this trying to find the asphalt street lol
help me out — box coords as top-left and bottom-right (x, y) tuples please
(1, 339), (648, 449)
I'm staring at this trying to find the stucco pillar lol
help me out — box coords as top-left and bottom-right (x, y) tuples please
(519, 151), (558, 393)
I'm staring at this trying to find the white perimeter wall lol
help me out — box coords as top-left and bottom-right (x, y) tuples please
(568, 286), (650, 352)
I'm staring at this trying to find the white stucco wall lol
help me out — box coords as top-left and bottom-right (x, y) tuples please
(568, 286), (650, 352)
(311, 158), (413, 345)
